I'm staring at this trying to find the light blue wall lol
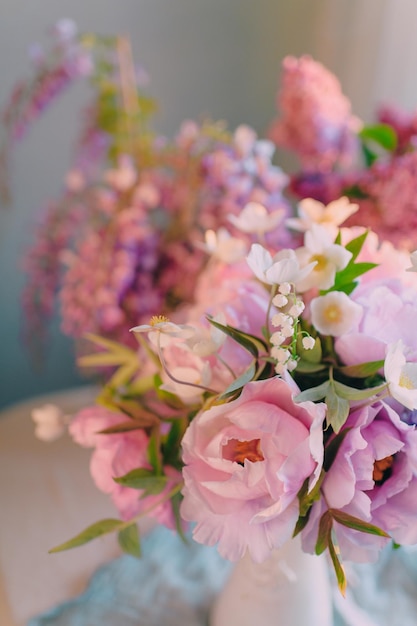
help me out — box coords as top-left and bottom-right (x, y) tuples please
(0, 0), (352, 410)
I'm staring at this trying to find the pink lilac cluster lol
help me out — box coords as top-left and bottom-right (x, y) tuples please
(344, 152), (417, 250)
(271, 56), (417, 251)
(2, 19), (92, 143)
(269, 55), (361, 173)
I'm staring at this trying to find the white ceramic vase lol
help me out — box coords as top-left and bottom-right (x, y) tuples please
(210, 535), (333, 626)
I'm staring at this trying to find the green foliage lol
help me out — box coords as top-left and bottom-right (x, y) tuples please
(49, 518), (126, 553)
(118, 523), (141, 558)
(113, 468), (168, 495)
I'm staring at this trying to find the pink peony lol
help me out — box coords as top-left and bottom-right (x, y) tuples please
(302, 401), (417, 562)
(180, 377), (326, 562)
(69, 406), (182, 528)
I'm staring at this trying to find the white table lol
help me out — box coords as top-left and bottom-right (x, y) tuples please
(0, 387), (122, 626)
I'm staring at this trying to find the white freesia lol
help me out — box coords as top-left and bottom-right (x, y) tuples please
(203, 228), (247, 263)
(385, 340), (417, 410)
(310, 291), (363, 337)
(130, 317), (195, 348)
(228, 202), (284, 235)
(246, 243), (316, 286)
(296, 224), (352, 291)
(286, 197), (359, 233)
(31, 404), (69, 442)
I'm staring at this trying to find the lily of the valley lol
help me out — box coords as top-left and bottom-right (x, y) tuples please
(246, 243), (316, 286)
(385, 340), (417, 410)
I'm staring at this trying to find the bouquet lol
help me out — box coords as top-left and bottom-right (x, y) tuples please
(6, 24), (417, 595)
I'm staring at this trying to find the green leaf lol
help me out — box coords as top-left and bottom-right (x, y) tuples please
(49, 518), (125, 553)
(338, 360), (385, 378)
(315, 511), (332, 555)
(107, 361), (140, 389)
(292, 509), (312, 537)
(207, 317), (266, 358)
(333, 380), (387, 401)
(99, 420), (152, 435)
(344, 230), (369, 262)
(325, 385), (350, 433)
(359, 123), (398, 152)
(297, 470), (325, 517)
(118, 523), (141, 558)
(219, 362), (256, 399)
(295, 380), (330, 403)
(295, 360), (327, 374)
(328, 533), (347, 596)
(330, 509), (390, 538)
(171, 491), (188, 544)
(113, 468), (168, 495)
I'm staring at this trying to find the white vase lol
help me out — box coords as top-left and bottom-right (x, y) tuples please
(210, 535), (333, 626)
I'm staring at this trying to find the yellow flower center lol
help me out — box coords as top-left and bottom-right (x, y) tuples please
(399, 372), (415, 389)
(311, 254), (328, 272)
(323, 304), (342, 323)
(149, 315), (170, 326)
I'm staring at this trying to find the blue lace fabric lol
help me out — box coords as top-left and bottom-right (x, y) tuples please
(27, 525), (417, 626)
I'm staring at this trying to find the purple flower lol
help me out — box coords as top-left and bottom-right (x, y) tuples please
(302, 401), (417, 562)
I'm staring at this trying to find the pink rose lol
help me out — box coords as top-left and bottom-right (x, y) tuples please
(69, 406), (181, 528)
(180, 377), (326, 562)
(302, 401), (417, 563)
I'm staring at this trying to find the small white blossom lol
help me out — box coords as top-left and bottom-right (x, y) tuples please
(385, 340), (417, 410)
(272, 294), (288, 308)
(31, 404), (69, 442)
(287, 359), (298, 372)
(228, 202), (284, 235)
(286, 197), (359, 233)
(310, 291), (363, 337)
(203, 228), (247, 264)
(278, 283), (292, 296)
(271, 346), (291, 362)
(130, 317), (195, 348)
(296, 224), (352, 292)
(288, 300), (305, 317)
(247, 244), (316, 286)
(270, 331), (286, 346)
(302, 336), (316, 350)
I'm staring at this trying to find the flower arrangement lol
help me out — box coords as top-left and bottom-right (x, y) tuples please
(6, 24), (417, 595)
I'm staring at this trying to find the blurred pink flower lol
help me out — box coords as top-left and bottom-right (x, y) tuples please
(69, 406), (182, 528)
(269, 55), (361, 172)
(181, 377), (326, 562)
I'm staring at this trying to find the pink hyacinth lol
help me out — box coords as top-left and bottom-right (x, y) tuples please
(302, 401), (417, 563)
(269, 55), (361, 172)
(181, 377), (326, 563)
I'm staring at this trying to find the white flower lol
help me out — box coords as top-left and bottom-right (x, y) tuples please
(310, 291), (363, 337)
(203, 228), (247, 263)
(246, 244), (316, 286)
(286, 197), (359, 233)
(31, 404), (69, 442)
(302, 336), (316, 350)
(185, 314), (227, 357)
(296, 224), (352, 291)
(228, 202), (284, 235)
(130, 317), (195, 348)
(406, 250), (417, 273)
(272, 294), (288, 308)
(385, 340), (417, 410)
